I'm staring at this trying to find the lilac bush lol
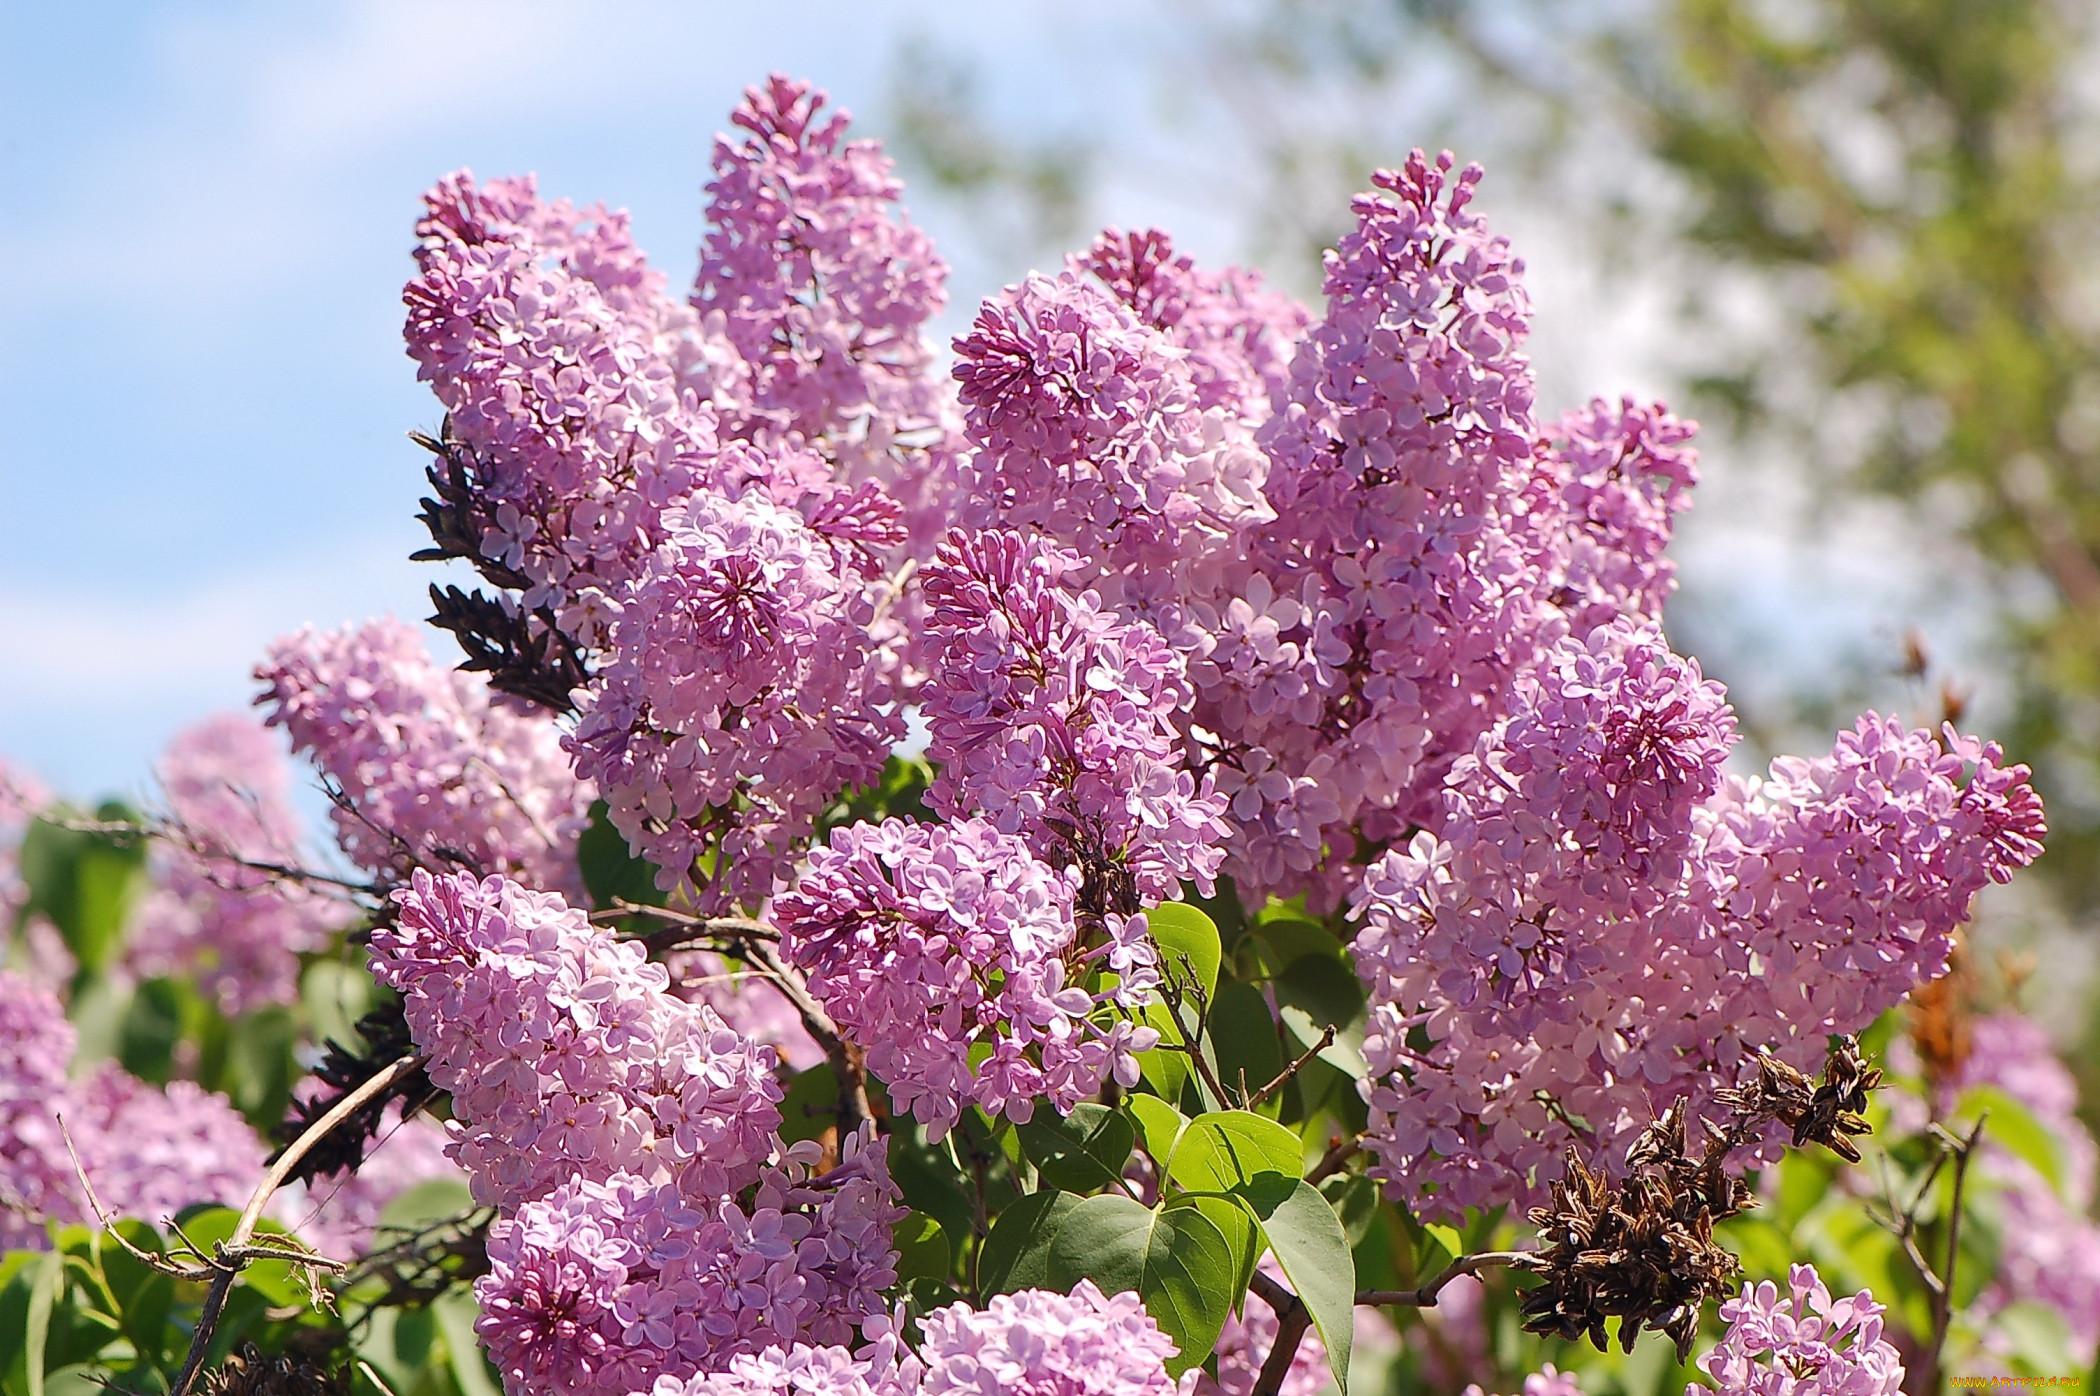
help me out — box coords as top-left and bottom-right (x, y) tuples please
(0, 69), (2081, 1396)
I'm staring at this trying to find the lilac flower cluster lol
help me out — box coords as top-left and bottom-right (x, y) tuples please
(915, 1282), (1189, 1396)
(379, 870), (906, 1396)
(1692, 1265), (1904, 1396)
(775, 816), (1158, 1137)
(0, 758), (46, 926)
(569, 482), (903, 908)
(127, 714), (352, 1013)
(1353, 620), (2045, 1216)
(696, 74), (956, 536)
(477, 1132), (902, 1396)
(648, 1282), (1188, 1396)
(1465, 1368), (1585, 1396)
(406, 170), (718, 635)
(1533, 397), (1699, 634)
(1078, 226), (1305, 419)
(919, 529), (1227, 902)
(373, 870), (781, 1208)
(0, 971), (264, 1249)
(257, 619), (591, 893)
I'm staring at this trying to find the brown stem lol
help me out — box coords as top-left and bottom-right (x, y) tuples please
(1249, 1279), (1314, 1396)
(1248, 1026), (1335, 1108)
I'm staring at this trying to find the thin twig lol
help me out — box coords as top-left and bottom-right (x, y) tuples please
(168, 1056), (427, 1396)
(1357, 1251), (1535, 1308)
(1307, 1133), (1363, 1184)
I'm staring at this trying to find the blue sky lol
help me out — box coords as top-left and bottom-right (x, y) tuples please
(0, 2), (1967, 807)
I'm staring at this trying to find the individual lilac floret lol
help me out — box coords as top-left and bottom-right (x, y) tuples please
(917, 1281), (1189, 1396)
(374, 870), (781, 1209)
(775, 817), (1159, 1138)
(128, 713), (353, 1014)
(1353, 619), (2044, 1218)
(919, 528), (1227, 904)
(478, 1131), (903, 1396)
(257, 618), (591, 895)
(1691, 1265), (1904, 1395)
(569, 485), (903, 909)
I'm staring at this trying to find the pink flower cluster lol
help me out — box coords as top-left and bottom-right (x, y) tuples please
(405, 169), (718, 635)
(373, 870), (782, 1209)
(0, 758), (46, 926)
(696, 74), (956, 533)
(1465, 1368), (1585, 1396)
(0, 971), (263, 1249)
(478, 1131), (902, 1396)
(569, 481), (903, 909)
(380, 870), (905, 1396)
(775, 817), (1158, 1137)
(1353, 621), (2045, 1217)
(1079, 227), (1305, 419)
(1692, 1265), (1904, 1396)
(257, 619), (591, 893)
(1533, 397), (1699, 635)
(128, 714), (352, 1013)
(920, 529), (1227, 901)
(648, 1281), (1188, 1396)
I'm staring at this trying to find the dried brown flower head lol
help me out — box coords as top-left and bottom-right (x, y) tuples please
(200, 1345), (348, 1396)
(1516, 1035), (1884, 1359)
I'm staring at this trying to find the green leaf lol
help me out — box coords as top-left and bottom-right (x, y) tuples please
(1413, 1219), (1463, 1274)
(1127, 1094), (1188, 1165)
(577, 800), (665, 910)
(19, 810), (146, 984)
(1950, 1084), (2068, 1195)
(1017, 1104), (1137, 1192)
(1146, 903), (1221, 1000)
(377, 1177), (477, 1235)
(892, 1213), (951, 1283)
(24, 1249), (63, 1396)
(1319, 1173), (1381, 1247)
(116, 978), (191, 1084)
(1240, 1177), (1357, 1393)
(778, 1064), (843, 1145)
(978, 1190), (1081, 1295)
(434, 1288), (502, 1396)
(1166, 1110), (1303, 1194)
(1046, 1195), (1240, 1378)
(1249, 918), (1345, 974)
(1169, 1193), (1260, 1308)
(1136, 1001), (1194, 1101)
(1270, 954), (1369, 1076)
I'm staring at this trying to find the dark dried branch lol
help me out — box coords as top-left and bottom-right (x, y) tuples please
(425, 583), (588, 715)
